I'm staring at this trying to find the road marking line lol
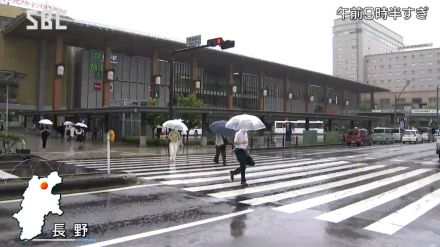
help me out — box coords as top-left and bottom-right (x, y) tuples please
(273, 168), (431, 214)
(241, 167), (407, 206)
(316, 172), (440, 223)
(208, 164), (384, 198)
(139, 158), (335, 179)
(364, 187), (440, 235)
(185, 162), (362, 191)
(167, 161), (348, 186)
(80, 209), (254, 247)
(0, 183), (161, 204)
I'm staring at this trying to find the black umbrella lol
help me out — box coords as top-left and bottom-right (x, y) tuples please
(209, 120), (236, 137)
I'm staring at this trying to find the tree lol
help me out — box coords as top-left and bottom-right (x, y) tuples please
(145, 98), (164, 139)
(177, 95), (204, 132)
(0, 131), (24, 154)
(358, 100), (372, 112)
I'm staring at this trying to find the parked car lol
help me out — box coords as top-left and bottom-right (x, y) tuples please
(417, 127), (434, 142)
(392, 127), (405, 143)
(402, 130), (423, 144)
(346, 128), (371, 146)
(372, 127), (394, 144)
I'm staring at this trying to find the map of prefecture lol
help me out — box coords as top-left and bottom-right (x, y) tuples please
(13, 171), (63, 240)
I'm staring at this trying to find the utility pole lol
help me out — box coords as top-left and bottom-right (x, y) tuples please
(394, 80), (411, 127)
(437, 84), (439, 129)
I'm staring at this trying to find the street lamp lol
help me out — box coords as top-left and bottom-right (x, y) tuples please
(106, 69), (115, 81)
(310, 95), (314, 102)
(328, 98), (333, 104)
(154, 75), (161, 85)
(288, 92), (293, 100)
(195, 80), (201, 89)
(232, 85), (237, 94)
(263, 89), (268, 97)
(56, 63), (64, 77)
(345, 99), (349, 106)
(394, 80), (411, 126)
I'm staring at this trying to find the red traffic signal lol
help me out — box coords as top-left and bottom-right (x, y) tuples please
(207, 37), (224, 47)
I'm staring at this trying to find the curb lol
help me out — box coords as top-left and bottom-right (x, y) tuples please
(0, 174), (138, 197)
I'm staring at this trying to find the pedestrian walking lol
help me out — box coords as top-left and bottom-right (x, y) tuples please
(92, 126), (98, 141)
(168, 128), (182, 163)
(75, 127), (85, 150)
(70, 125), (75, 141)
(230, 129), (250, 186)
(40, 126), (51, 151)
(214, 134), (227, 166)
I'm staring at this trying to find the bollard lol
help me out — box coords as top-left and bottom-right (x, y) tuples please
(296, 135), (298, 146)
(282, 135), (285, 147)
(267, 136), (270, 148)
(251, 136), (253, 149)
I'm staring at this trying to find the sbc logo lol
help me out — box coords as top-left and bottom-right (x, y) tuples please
(26, 10), (67, 30)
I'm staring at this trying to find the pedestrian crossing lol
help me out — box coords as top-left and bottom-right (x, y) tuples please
(64, 151), (440, 236)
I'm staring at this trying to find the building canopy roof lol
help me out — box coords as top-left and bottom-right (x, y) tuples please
(0, 70), (26, 85)
(3, 14), (388, 93)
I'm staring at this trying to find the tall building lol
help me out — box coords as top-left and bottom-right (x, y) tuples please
(333, 18), (404, 82)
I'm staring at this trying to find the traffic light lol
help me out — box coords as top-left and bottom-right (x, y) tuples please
(207, 37), (223, 47)
(221, 40), (235, 50)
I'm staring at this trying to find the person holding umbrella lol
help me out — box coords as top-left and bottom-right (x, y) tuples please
(226, 114), (265, 187)
(168, 128), (182, 163)
(40, 125), (51, 151)
(213, 134), (227, 166)
(75, 123), (88, 150)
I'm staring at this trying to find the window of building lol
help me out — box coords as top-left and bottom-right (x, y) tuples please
(412, 54), (416, 59)
(420, 54), (424, 58)
(403, 63), (407, 67)
(403, 56), (407, 59)
(389, 58), (392, 62)
(388, 72), (392, 76)
(412, 63), (416, 67)
(366, 59), (369, 63)
(396, 64), (400, 68)
(428, 62), (433, 66)
(403, 71), (407, 75)
(429, 53), (433, 57)
(388, 65), (392, 69)
(396, 79), (401, 83)
(380, 58), (383, 62)
(429, 97), (437, 105)
(437, 60), (440, 65)
(395, 72), (399, 76)
(380, 80), (384, 84)
(420, 70), (425, 74)
(388, 80), (391, 84)
(412, 70), (415, 74)
(380, 65), (384, 69)
(429, 69), (433, 73)
(395, 57), (399, 61)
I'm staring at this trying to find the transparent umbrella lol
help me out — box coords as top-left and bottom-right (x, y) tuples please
(225, 114), (265, 131)
(162, 119), (188, 132)
(38, 119), (53, 125)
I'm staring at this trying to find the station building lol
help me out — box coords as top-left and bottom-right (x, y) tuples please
(0, 4), (387, 142)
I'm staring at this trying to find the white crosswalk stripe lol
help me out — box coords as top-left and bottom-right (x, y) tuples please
(64, 152), (440, 235)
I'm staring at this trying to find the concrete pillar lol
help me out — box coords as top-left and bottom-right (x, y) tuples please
(102, 44), (112, 107)
(370, 92), (375, 110)
(190, 60), (198, 96)
(201, 113), (208, 146)
(305, 118), (310, 130)
(341, 90), (345, 114)
(350, 120), (355, 129)
(139, 112), (147, 147)
(258, 72), (265, 111)
(323, 86), (329, 114)
(53, 36), (63, 111)
(283, 75), (288, 113)
(368, 120), (372, 134)
(328, 119), (333, 131)
(226, 65), (233, 110)
(150, 49), (160, 99)
(38, 40), (47, 111)
(305, 83), (310, 113)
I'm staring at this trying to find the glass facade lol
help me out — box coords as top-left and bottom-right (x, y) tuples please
(233, 73), (259, 110)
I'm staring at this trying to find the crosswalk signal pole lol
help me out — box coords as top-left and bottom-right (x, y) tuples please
(107, 131), (111, 174)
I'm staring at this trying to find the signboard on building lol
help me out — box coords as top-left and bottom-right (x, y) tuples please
(93, 82), (102, 90)
(186, 35), (201, 47)
(411, 109), (439, 114)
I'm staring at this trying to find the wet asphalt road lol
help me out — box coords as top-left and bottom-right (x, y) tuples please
(1, 142), (440, 247)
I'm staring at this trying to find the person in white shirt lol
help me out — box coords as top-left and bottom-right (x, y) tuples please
(213, 134), (227, 166)
(230, 129), (249, 186)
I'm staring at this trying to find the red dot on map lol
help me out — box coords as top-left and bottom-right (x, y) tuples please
(40, 182), (48, 190)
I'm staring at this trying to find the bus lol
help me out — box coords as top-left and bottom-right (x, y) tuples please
(272, 120), (324, 135)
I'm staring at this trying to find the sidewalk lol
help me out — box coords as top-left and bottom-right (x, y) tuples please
(22, 132), (216, 160)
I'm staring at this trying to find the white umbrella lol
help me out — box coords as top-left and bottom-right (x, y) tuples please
(225, 114), (266, 131)
(38, 119), (53, 125)
(162, 119), (188, 132)
(63, 121), (74, 126)
(76, 123), (88, 128)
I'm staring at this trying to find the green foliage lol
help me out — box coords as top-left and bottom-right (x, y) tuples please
(147, 139), (168, 146)
(177, 95), (204, 130)
(122, 136), (139, 144)
(358, 100), (372, 112)
(0, 131), (24, 154)
(145, 98), (165, 139)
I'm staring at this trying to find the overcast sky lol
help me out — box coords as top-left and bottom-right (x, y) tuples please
(12, 0), (440, 75)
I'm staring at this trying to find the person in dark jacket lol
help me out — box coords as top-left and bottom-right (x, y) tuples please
(230, 129), (249, 187)
(41, 126), (51, 150)
(214, 134), (227, 166)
